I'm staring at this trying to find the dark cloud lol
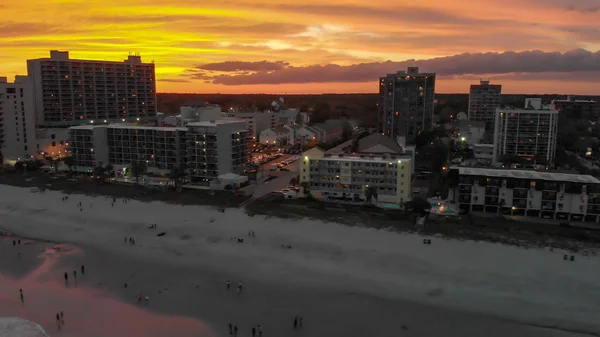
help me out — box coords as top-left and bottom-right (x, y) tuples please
(194, 60), (290, 72)
(182, 49), (600, 85)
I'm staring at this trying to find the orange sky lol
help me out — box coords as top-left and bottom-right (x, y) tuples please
(1, 0), (599, 94)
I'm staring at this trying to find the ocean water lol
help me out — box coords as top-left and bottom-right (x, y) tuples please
(0, 317), (49, 337)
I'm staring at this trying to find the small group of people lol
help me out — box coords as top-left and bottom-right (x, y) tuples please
(281, 244), (292, 249)
(148, 224), (158, 229)
(422, 239), (432, 245)
(137, 291), (150, 303)
(125, 237), (136, 245)
(55, 311), (65, 330)
(61, 195), (70, 201)
(225, 280), (243, 293)
(229, 323), (263, 336)
(293, 315), (304, 329)
(12, 239), (22, 245)
(247, 230), (256, 237)
(564, 254), (576, 261)
(232, 237), (244, 243)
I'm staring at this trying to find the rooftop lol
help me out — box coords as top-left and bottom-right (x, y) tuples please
(358, 133), (404, 153)
(452, 167), (600, 184)
(455, 120), (486, 129)
(187, 119), (245, 127)
(312, 154), (411, 163)
(497, 107), (558, 114)
(69, 124), (187, 132)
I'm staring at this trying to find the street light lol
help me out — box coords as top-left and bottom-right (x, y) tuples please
(461, 137), (466, 142)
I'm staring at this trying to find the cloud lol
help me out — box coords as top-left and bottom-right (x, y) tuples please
(182, 49), (600, 85)
(158, 78), (192, 83)
(194, 60), (290, 72)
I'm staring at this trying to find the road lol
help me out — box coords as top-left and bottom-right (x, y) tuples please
(252, 155), (299, 198)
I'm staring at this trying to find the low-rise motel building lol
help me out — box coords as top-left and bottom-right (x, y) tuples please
(448, 166), (600, 222)
(300, 153), (412, 208)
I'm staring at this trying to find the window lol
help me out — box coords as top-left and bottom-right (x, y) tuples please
(6, 88), (16, 94)
(51, 134), (56, 139)
(52, 141), (56, 147)
(59, 140), (64, 145)
(24, 146), (28, 151)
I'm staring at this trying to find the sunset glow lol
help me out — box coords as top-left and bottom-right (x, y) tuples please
(1, 0), (599, 94)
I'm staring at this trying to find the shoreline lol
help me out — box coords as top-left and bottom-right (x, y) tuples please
(1, 184), (600, 336)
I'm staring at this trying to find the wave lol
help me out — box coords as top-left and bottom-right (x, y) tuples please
(0, 317), (49, 337)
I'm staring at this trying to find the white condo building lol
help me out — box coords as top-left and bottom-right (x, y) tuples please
(27, 50), (157, 127)
(69, 120), (250, 180)
(493, 104), (558, 165)
(186, 120), (251, 184)
(0, 76), (37, 162)
(300, 153), (412, 207)
(448, 167), (600, 222)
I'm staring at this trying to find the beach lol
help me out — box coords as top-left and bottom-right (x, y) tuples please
(0, 184), (599, 337)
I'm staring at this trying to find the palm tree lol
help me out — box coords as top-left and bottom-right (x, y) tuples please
(365, 186), (378, 204)
(170, 163), (187, 190)
(130, 161), (146, 184)
(63, 156), (74, 174)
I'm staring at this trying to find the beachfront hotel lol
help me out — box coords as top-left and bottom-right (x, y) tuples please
(69, 120), (250, 179)
(493, 102), (559, 166)
(186, 120), (251, 184)
(27, 50), (157, 127)
(448, 167), (600, 222)
(468, 80), (502, 132)
(300, 153), (413, 208)
(0, 76), (37, 163)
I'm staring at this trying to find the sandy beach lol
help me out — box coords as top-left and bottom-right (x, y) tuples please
(1, 184), (599, 337)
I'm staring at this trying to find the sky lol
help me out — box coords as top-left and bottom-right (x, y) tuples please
(1, 0), (599, 94)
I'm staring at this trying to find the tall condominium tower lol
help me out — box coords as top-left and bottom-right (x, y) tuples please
(379, 67), (435, 144)
(468, 80), (502, 132)
(493, 102), (559, 166)
(27, 50), (157, 127)
(0, 76), (37, 162)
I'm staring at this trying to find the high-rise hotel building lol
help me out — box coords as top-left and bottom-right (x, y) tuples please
(27, 50), (157, 127)
(468, 80), (502, 132)
(0, 76), (37, 162)
(379, 67), (435, 144)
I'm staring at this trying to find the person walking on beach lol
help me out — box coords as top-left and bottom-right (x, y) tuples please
(234, 325), (238, 336)
(228, 323), (233, 335)
(294, 316), (298, 329)
(19, 288), (24, 303)
(226, 280), (230, 290)
(237, 281), (243, 293)
(60, 311), (64, 325)
(73, 270), (77, 280)
(257, 324), (263, 336)
(299, 316), (303, 327)
(56, 313), (61, 330)
(81, 265), (85, 275)
(138, 292), (142, 303)
(252, 327), (256, 337)
(64, 272), (68, 284)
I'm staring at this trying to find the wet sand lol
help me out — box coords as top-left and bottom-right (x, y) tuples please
(1, 185), (599, 336)
(1, 238), (596, 337)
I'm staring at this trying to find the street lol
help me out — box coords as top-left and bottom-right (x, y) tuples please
(252, 155), (299, 198)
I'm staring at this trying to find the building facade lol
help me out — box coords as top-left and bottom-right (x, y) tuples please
(455, 120), (486, 146)
(379, 67), (435, 143)
(186, 120), (250, 184)
(27, 50), (157, 127)
(552, 97), (600, 119)
(493, 106), (559, 165)
(300, 153), (412, 207)
(0, 76), (37, 162)
(106, 125), (187, 172)
(468, 80), (501, 132)
(68, 125), (108, 170)
(448, 167), (600, 222)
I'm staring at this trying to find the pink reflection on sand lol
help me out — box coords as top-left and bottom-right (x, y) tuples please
(0, 242), (215, 337)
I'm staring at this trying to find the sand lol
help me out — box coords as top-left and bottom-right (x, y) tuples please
(0, 184), (599, 337)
